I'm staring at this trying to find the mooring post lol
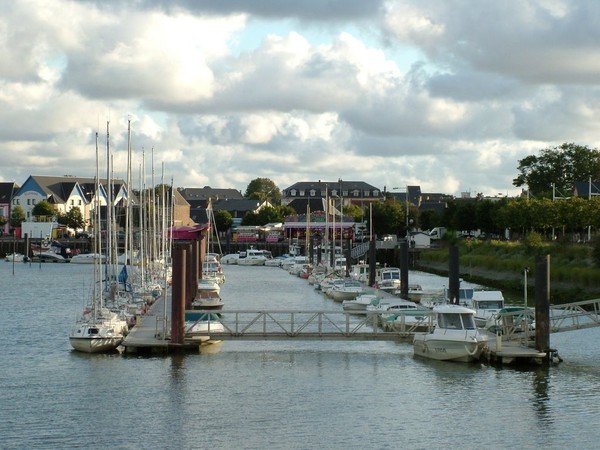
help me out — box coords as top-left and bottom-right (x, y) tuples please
(448, 245), (460, 304)
(535, 254), (550, 355)
(400, 241), (409, 299)
(186, 241), (196, 309)
(345, 238), (351, 277)
(170, 243), (186, 348)
(368, 238), (377, 287)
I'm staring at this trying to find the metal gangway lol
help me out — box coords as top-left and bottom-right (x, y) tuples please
(182, 309), (435, 341)
(492, 298), (600, 342)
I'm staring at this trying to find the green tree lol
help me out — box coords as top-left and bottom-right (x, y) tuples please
(368, 199), (405, 237)
(10, 205), (26, 228)
(341, 203), (364, 222)
(57, 207), (86, 230)
(31, 200), (56, 220)
(213, 209), (233, 233)
(419, 209), (443, 232)
(244, 178), (281, 205)
(513, 143), (600, 197)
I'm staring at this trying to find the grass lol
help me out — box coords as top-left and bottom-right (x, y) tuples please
(418, 239), (600, 303)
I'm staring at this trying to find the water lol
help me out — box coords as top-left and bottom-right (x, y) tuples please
(1, 261), (600, 449)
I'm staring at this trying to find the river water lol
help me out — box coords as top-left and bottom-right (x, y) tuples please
(1, 261), (600, 449)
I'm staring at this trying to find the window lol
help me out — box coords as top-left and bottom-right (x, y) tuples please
(27, 199), (30, 205)
(353, 189), (359, 197)
(309, 189), (316, 196)
(342, 190), (348, 197)
(373, 190), (380, 197)
(299, 190), (305, 196)
(290, 189), (297, 196)
(78, 200), (82, 206)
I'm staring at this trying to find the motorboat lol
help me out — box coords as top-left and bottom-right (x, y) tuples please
(376, 301), (434, 333)
(413, 304), (488, 362)
(237, 248), (269, 266)
(185, 312), (225, 339)
(69, 253), (106, 264)
(342, 293), (381, 312)
(30, 251), (68, 263)
(445, 287), (505, 330)
(375, 267), (401, 292)
(329, 279), (364, 302)
(4, 252), (26, 262)
(192, 291), (225, 311)
(197, 276), (221, 296)
(221, 253), (239, 265)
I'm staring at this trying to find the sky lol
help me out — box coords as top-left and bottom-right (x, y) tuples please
(2, 0), (600, 198)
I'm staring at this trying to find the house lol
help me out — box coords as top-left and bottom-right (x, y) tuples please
(179, 186), (243, 209)
(282, 180), (382, 209)
(11, 175), (131, 230)
(190, 198), (271, 226)
(0, 182), (19, 236)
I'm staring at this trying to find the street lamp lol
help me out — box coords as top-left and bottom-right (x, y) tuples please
(393, 186), (410, 238)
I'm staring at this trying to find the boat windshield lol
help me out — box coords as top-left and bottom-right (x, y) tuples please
(475, 301), (503, 310)
(437, 313), (476, 330)
(461, 313), (476, 329)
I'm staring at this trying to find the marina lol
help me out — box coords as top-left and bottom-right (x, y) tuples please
(3, 261), (600, 448)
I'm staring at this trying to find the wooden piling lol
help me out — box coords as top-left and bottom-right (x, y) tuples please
(535, 254), (550, 355)
(448, 245), (460, 304)
(400, 241), (409, 299)
(170, 244), (186, 348)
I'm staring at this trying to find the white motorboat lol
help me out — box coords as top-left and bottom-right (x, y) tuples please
(342, 293), (381, 312)
(192, 291), (225, 311)
(375, 267), (401, 292)
(185, 312), (225, 339)
(4, 252), (25, 262)
(445, 287), (505, 330)
(221, 253), (239, 265)
(375, 300), (434, 332)
(69, 253), (106, 264)
(197, 276), (221, 296)
(237, 248), (269, 266)
(413, 304), (488, 362)
(329, 279), (364, 302)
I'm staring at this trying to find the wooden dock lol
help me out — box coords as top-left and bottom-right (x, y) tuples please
(480, 334), (547, 365)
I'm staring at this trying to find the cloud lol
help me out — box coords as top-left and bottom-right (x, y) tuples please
(2, 0), (600, 200)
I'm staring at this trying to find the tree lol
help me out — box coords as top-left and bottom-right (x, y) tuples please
(31, 200), (56, 220)
(57, 207), (86, 230)
(341, 203), (364, 222)
(213, 209), (233, 233)
(244, 178), (281, 205)
(10, 205), (25, 228)
(513, 143), (600, 197)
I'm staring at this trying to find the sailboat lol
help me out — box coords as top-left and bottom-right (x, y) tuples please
(69, 128), (128, 353)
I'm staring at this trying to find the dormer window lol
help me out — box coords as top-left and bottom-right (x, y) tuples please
(331, 189), (338, 197)
(373, 190), (380, 197)
(290, 189), (297, 196)
(309, 189), (316, 197)
(299, 190), (305, 196)
(352, 189), (359, 197)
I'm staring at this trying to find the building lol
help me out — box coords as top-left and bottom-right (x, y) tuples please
(282, 180), (382, 209)
(12, 175), (131, 229)
(0, 182), (19, 236)
(179, 186), (243, 210)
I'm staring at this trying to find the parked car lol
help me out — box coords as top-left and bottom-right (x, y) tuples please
(75, 230), (92, 239)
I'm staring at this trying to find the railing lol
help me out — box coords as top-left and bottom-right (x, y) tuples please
(185, 310), (430, 341)
(493, 298), (600, 341)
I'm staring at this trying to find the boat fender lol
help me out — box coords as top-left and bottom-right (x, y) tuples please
(465, 343), (478, 357)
